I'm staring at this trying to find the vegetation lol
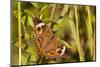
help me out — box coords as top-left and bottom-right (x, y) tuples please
(11, 0), (96, 65)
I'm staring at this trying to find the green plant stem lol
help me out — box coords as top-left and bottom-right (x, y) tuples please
(38, 56), (44, 64)
(18, 1), (21, 65)
(49, 4), (56, 27)
(85, 6), (95, 60)
(60, 5), (69, 17)
(50, 4), (56, 19)
(74, 6), (84, 61)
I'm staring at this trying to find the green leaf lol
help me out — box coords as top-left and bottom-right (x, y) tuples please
(21, 53), (30, 65)
(53, 16), (70, 39)
(26, 45), (38, 62)
(24, 9), (35, 17)
(31, 3), (38, 7)
(39, 6), (49, 16)
(14, 42), (26, 49)
(27, 15), (34, 28)
(61, 40), (72, 49)
(25, 32), (30, 40)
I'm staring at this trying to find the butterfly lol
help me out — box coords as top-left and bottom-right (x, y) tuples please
(33, 17), (66, 59)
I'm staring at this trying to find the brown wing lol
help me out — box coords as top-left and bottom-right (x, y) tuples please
(35, 25), (53, 56)
(35, 23), (65, 58)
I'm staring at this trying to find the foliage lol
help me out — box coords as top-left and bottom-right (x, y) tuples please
(11, 0), (96, 65)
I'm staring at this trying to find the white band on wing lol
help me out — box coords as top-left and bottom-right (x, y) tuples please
(60, 46), (66, 55)
(36, 23), (45, 28)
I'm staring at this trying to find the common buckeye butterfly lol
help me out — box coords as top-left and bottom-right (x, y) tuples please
(33, 17), (66, 59)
